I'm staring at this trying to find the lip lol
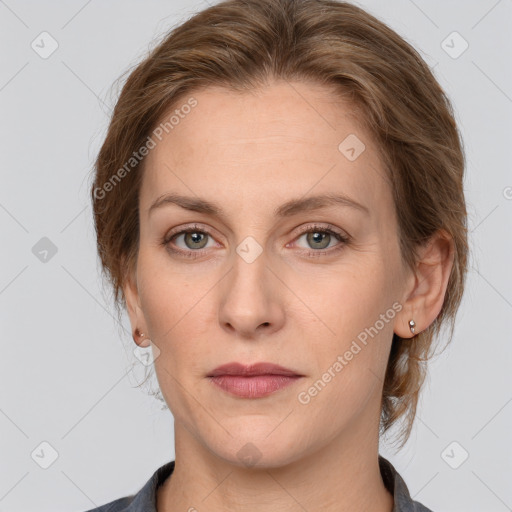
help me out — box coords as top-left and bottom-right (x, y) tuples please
(207, 362), (304, 399)
(207, 362), (303, 378)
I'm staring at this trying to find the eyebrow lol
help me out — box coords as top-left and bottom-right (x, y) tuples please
(148, 192), (370, 218)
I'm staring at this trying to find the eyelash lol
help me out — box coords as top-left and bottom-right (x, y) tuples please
(161, 223), (350, 260)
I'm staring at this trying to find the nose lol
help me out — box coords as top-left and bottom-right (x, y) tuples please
(217, 247), (285, 340)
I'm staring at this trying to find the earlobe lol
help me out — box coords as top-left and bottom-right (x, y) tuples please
(123, 265), (150, 348)
(133, 327), (151, 348)
(394, 314), (419, 339)
(395, 229), (455, 339)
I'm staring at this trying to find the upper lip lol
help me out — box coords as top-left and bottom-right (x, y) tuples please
(207, 362), (303, 377)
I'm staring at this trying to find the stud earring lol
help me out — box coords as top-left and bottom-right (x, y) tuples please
(408, 319), (416, 335)
(134, 327), (148, 344)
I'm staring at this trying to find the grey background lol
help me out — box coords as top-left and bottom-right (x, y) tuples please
(0, 0), (511, 511)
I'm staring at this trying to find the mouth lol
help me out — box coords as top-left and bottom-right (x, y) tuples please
(207, 361), (303, 378)
(207, 362), (304, 398)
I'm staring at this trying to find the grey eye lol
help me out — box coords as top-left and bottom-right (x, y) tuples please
(179, 231), (210, 250)
(305, 231), (331, 250)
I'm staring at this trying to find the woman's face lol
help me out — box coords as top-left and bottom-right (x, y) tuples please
(125, 79), (414, 467)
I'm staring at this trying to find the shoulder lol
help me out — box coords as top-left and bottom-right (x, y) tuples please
(82, 495), (135, 512)
(379, 455), (434, 512)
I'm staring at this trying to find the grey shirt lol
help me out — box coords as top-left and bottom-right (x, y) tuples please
(84, 455), (433, 512)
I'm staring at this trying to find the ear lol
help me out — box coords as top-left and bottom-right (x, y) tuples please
(395, 229), (455, 338)
(123, 258), (151, 348)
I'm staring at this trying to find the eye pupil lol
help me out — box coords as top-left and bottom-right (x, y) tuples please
(186, 231), (207, 249)
(307, 231), (330, 249)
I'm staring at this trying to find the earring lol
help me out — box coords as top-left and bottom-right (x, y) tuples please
(134, 327), (148, 344)
(408, 319), (416, 335)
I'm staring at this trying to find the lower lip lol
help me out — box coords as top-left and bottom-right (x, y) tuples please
(208, 375), (302, 398)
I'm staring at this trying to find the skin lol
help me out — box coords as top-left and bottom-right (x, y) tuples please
(123, 79), (454, 512)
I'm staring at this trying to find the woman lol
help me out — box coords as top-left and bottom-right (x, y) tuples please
(87, 0), (468, 510)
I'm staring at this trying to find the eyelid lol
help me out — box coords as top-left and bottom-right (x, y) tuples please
(292, 222), (350, 239)
(165, 223), (217, 240)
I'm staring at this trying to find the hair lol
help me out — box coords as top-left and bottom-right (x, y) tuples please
(90, 0), (469, 449)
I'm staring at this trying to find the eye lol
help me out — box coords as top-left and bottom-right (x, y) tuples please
(174, 230), (212, 250)
(291, 223), (350, 257)
(162, 224), (218, 259)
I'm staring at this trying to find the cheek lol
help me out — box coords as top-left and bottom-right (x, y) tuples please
(295, 290), (395, 435)
(137, 263), (216, 420)
(303, 260), (393, 342)
(136, 254), (219, 371)
(137, 245), (197, 329)
(300, 262), (396, 397)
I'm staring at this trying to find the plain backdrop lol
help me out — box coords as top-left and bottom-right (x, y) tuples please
(0, 1), (511, 511)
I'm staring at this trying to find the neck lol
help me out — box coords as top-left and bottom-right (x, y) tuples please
(157, 405), (394, 512)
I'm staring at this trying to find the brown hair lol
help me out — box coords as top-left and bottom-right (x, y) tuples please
(90, 0), (468, 449)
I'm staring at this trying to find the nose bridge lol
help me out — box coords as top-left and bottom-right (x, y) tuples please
(218, 232), (284, 335)
(229, 234), (271, 301)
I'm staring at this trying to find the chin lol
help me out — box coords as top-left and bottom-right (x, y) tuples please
(204, 428), (309, 470)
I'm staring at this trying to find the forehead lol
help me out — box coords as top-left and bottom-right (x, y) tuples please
(140, 80), (391, 220)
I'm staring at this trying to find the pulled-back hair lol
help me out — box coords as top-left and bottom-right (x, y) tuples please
(90, 0), (469, 449)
